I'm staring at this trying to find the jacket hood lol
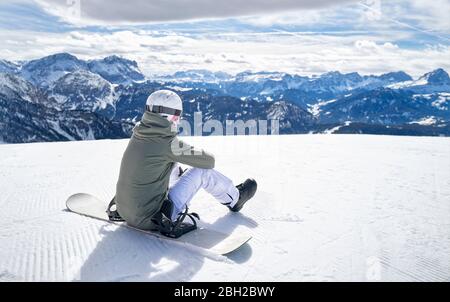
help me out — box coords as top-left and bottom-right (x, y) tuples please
(132, 111), (177, 140)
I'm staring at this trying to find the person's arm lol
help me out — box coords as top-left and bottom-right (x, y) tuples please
(167, 137), (215, 169)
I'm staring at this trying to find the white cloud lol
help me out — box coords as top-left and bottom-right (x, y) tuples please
(240, 3), (365, 28)
(404, 0), (450, 33)
(33, 0), (357, 25)
(240, 0), (450, 44)
(362, 0), (450, 38)
(240, 11), (325, 27)
(1, 29), (449, 78)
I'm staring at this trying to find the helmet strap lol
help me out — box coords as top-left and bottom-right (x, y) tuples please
(146, 105), (182, 117)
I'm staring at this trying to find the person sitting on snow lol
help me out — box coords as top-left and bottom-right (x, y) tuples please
(110, 90), (257, 238)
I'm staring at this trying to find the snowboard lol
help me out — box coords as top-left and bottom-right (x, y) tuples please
(66, 193), (252, 255)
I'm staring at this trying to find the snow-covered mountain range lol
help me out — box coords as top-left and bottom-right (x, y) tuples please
(3, 53), (144, 87)
(1, 53), (450, 143)
(388, 68), (450, 93)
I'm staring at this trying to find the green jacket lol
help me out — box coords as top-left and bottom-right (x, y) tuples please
(115, 111), (215, 229)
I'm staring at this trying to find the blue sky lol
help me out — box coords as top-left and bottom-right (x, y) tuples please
(0, 0), (449, 77)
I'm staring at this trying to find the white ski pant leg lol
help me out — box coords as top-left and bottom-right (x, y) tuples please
(168, 168), (239, 221)
(169, 163), (181, 187)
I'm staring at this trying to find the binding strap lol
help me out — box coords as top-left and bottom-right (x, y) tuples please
(106, 197), (125, 222)
(153, 204), (200, 239)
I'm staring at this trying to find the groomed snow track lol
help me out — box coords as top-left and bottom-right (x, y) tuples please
(0, 135), (449, 281)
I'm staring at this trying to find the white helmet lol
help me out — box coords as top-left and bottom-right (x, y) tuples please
(145, 90), (183, 123)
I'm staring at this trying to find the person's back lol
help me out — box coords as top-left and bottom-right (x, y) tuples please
(114, 90), (257, 237)
(115, 111), (176, 229)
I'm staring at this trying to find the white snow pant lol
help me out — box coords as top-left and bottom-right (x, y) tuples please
(168, 164), (239, 221)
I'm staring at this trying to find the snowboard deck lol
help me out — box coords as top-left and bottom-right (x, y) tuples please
(66, 193), (251, 255)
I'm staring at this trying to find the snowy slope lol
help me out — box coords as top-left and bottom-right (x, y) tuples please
(21, 53), (87, 88)
(0, 60), (20, 73)
(0, 135), (449, 281)
(48, 69), (117, 115)
(0, 73), (47, 104)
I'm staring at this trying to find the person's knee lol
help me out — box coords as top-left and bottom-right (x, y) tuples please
(188, 167), (211, 179)
(184, 167), (216, 189)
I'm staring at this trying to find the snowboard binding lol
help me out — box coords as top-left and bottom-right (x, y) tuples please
(107, 197), (199, 239)
(106, 197), (125, 222)
(152, 200), (200, 239)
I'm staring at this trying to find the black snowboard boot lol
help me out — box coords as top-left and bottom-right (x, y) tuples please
(229, 178), (257, 212)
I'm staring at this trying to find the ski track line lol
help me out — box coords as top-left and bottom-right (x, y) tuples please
(54, 231), (64, 281)
(414, 256), (450, 282)
(4, 237), (16, 281)
(80, 223), (103, 278)
(39, 230), (46, 281)
(23, 231), (33, 282)
(72, 227), (87, 279)
(378, 255), (427, 282)
(16, 234), (29, 282)
(82, 222), (106, 280)
(397, 263), (441, 282)
(416, 254), (450, 278)
(51, 232), (60, 281)
(66, 225), (84, 281)
(70, 227), (87, 282)
(82, 221), (97, 253)
(26, 232), (37, 282)
(82, 222), (99, 254)
(46, 231), (55, 281)
(65, 226), (80, 281)
(1, 212), (66, 238)
(41, 230), (51, 281)
(1, 233), (23, 281)
(9, 187), (53, 224)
